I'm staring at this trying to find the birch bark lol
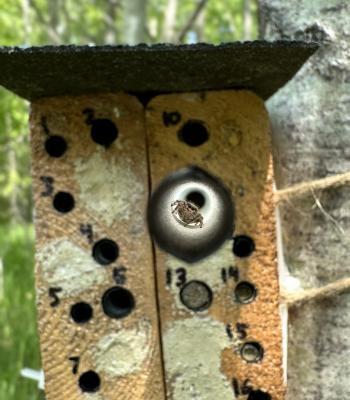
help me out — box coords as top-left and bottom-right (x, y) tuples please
(259, 1), (350, 398)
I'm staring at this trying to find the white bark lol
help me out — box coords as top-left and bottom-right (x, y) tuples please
(259, 1), (350, 398)
(123, 0), (147, 44)
(162, 0), (177, 43)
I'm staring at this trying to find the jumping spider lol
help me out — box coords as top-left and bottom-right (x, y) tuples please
(171, 200), (204, 228)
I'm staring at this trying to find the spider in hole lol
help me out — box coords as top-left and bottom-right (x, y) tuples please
(171, 200), (204, 228)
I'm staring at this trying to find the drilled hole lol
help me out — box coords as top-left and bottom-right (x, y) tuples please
(180, 280), (213, 311)
(79, 370), (101, 393)
(93, 239), (119, 265)
(248, 390), (271, 400)
(234, 281), (257, 304)
(102, 286), (135, 319)
(91, 119), (118, 148)
(45, 135), (67, 157)
(53, 192), (75, 213)
(70, 302), (93, 324)
(186, 191), (205, 208)
(241, 342), (264, 363)
(233, 235), (255, 257)
(178, 121), (209, 147)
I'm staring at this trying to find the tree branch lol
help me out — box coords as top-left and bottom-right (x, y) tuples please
(177, 0), (208, 43)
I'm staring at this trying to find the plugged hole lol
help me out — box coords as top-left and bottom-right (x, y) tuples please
(91, 119), (118, 148)
(70, 302), (93, 324)
(93, 239), (119, 265)
(178, 120), (209, 147)
(234, 281), (257, 304)
(248, 390), (271, 400)
(79, 370), (101, 393)
(53, 192), (75, 213)
(233, 235), (255, 258)
(45, 135), (67, 157)
(241, 342), (264, 363)
(102, 286), (135, 319)
(180, 280), (213, 311)
(186, 191), (205, 208)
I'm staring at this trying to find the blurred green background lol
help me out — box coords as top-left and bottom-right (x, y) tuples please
(0, 1), (257, 398)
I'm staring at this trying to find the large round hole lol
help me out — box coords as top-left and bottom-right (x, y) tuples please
(180, 280), (213, 311)
(248, 390), (271, 400)
(233, 235), (255, 258)
(234, 281), (257, 304)
(178, 121), (209, 147)
(53, 191), (75, 213)
(70, 302), (93, 324)
(102, 286), (135, 319)
(93, 239), (119, 265)
(186, 191), (205, 208)
(241, 342), (264, 363)
(45, 135), (67, 157)
(79, 370), (101, 393)
(91, 119), (118, 148)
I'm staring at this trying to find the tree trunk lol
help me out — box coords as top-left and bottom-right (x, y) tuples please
(162, 0), (177, 43)
(259, 1), (350, 399)
(243, 0), (252, 40)
(123, 0), (147, 44)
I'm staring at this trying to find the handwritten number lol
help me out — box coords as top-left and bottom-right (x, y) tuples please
(40, 176), (54, 197)
(49, 287), (62, 307)
(166, 268), (187, 287)
(113, 267), (127, 285)
(221, 266), (239, 283)
(232, 378), (252, 396)
(236, 322), (249, 340)
(69, 357), (80, 375)
(163, 111), (181, 127)
(41, 116), (50, 135)
(80, 224), (94, 244)
(175, 268), (187, 287)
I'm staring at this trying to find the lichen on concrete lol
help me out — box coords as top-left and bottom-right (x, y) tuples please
(93, 319), (151, 377)
(37, 239), (107, 297)
(163, 316), (234, 400)
(74, 150), (144, 227)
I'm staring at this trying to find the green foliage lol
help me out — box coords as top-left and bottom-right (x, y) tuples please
(0, 224), (41, 400)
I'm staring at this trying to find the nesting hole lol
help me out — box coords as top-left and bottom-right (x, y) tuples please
(233, 235), (255, 257)
(93, 239), (119, 265)
(180, 280), (213, 311)
(70, 302), (93, 324)
(241, 342), (264, 363)
(178, 121), (209, 147)
(53, 192), (75, 213)
(234, 281), (257, 304)
(248, 390), (271, 400)
(45, 135), (67, 157)
(102, 286), (135, 319)
(91, 119), (118, 148)
(79, 370), (101, 393)
(186, 191), (205, 208)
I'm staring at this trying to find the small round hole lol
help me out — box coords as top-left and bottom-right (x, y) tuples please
(248, 390), (271, 400)
(233, 235), (255, 257)
(102, 286), (135, 319)
(53, 192), (75, 213)
(79, 370), (101, 392)
(93, 239), (119, 265)
(45, 135), (67, 157)
(70, 302), (93, 323)
(180, 280), (213, 311)
(234, 281), (257, 304)
(178, 121), (209, 147)
(186, 191), (205, 208)
(241, 342), (264, 363)
(91, 119), (118, 148)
